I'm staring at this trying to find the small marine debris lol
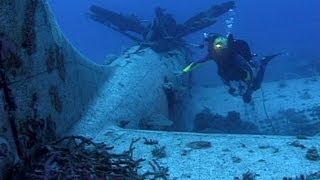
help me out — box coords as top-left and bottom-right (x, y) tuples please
(234, 171), (259, 180)
(186, 141), (212, 150)
(152, 145), (167, 159)
(117, 120), (130, 128)
(180, 148), (192, 156)
(240, 143), (247, 148)
(258, 144), (270, 149)
(258, 144), (279, 153)
(143, 137), (159, 145)
(288, 140), (306, 149)
(231, 156), (242, 163)
(300, 90), (312, 100)
(295, 135), (308, 140)
(283, 171), (320, 180)
(222, 148), (231, 152)
(306, 146), (320, 161)
(139, 114), (173, 131)
(278, 80), (288, 88)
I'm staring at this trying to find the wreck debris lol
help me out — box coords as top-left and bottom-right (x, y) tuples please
(179, 1), (235, 37)
(89, 5), (148, 36)
(231, 156), (242, 163)
(49, 86), (63, 113)
(89, 1), (235, 52)
(274, 108), (320, 136)
(288, 140), (306, 149)
(306, 146), (320, 161)
(139, 114), (173, 131)
(21, 0), (39, 55)
(193, 108), (259, 134)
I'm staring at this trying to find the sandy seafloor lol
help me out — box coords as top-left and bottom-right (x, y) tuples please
(96, 128), (319, 179)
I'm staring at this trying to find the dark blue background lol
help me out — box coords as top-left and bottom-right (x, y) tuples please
(50, 0), (319, 83)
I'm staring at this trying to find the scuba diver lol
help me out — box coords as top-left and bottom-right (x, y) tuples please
(181, 33), (282, 103)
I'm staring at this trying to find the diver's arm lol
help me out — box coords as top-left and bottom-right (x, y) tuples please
(182, 56), (211, 73)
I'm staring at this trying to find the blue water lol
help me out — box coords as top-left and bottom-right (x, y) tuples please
(50, 0), (320, 84)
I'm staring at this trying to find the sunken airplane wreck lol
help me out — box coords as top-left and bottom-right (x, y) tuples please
(1, 0), (320, 179)
(0, 1), (236, 179)
(89, 1), (235, 52)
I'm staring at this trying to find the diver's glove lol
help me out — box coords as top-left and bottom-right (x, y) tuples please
(173, 63), (195, 76)
(182, 62), (195, 73)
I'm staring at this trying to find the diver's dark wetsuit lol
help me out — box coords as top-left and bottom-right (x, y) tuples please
(183, 33), (281, 103)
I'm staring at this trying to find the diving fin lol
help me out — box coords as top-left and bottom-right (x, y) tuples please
(261, 52), (283, 65)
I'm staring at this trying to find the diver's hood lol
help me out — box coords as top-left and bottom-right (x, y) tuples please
(213, 36), (228, 52)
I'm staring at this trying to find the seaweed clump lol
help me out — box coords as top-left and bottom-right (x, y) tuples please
(11, 136), (169, 179)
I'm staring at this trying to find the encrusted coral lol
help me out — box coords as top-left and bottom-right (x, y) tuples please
(21, 0), (39, 55)
(49, 86), (63, 113)
(45, 44), (66, 81)
(276, 108), (320, 136)
(56, 50), (66, 81)
(193, 108), (258, 134)
(0, 34), (23, 78)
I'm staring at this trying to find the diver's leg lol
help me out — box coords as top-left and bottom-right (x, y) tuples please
(243, 88), (253, 103)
